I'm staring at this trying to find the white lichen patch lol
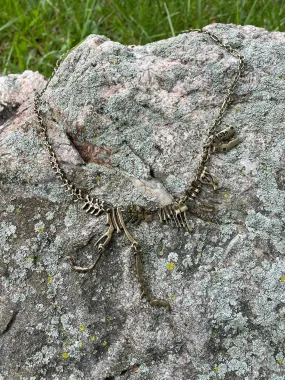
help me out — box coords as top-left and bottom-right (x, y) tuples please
(0, 222), (17, 252)
(50, 224), (57, 233)
(182, 254), (193, 268)
(168, 251), (179, 262)
(46, 211), (55, 220)
(35, 303), (45, 312)
(5, 204), (15, 213)
(26, 345), (57, 367)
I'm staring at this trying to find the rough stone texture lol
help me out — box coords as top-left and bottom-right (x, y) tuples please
(1, 23), (285, 379)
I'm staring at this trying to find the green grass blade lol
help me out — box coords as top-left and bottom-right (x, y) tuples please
(163, 2), (175, 37)
(0, 17), (18, 32)
(244, 0), (259, 25)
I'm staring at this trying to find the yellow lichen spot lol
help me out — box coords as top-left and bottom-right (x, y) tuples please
(94, 135), (99, 140)
(159, 249), (163, 255)
(169, 294), (175, 301)
(223, 193), (229, 199)
(235, 107), (241, 112)
(34, 375), (39, 379)
(16, 207), (21, 214)
(38, 226), (44, 233)
(95, 176), (101, 183)
(48, 276), (53, 284)
(280, 275), (285, 282)
(62, 352), (69, 359)
(106, 317), (113, 322)
(79, 341), (83, 348)
(277, 359), (283, 364)
(34, 255), (40, 263)
(25, 257), (31, 262)
(103, 340), (108, 347)
(79, 326), (85, 331)
(215, 366), (219, 373)
(91, 336), (95, 341)
(65, 341), (70, 346)
(166, 262), (175, 271)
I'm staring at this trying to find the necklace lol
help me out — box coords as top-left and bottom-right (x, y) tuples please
(34, 28), (245, 311)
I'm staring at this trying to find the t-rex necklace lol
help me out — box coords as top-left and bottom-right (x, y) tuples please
(34, 28), (245, 310)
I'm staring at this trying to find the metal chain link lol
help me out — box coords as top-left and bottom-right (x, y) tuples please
(34, 53), (105, 208)
(181, 28), (245, 135)
(34, 28), (245, 212)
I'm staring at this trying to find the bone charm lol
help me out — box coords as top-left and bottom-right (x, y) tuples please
(158, 201), (193, 233)
(67, 210), (115, 272)
(199, 166), (218, 190)
(213, 137), (242, 152)
(213, 126), (243, 152)
(82, 195), (105, 216)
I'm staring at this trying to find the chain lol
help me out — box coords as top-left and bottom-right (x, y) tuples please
(181, 28), (245, 135)
(34, 53), (107, 214)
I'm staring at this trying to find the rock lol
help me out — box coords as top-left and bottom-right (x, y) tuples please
(1, 23), (285, 379)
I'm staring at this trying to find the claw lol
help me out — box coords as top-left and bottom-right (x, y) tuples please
(66, 247), (105, 273)
(214, 136), (242, 152)
(66, 210), (115, 272)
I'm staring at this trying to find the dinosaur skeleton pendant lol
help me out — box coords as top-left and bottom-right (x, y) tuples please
(67, 125), (241, 310)
(35, 29), (246, 312)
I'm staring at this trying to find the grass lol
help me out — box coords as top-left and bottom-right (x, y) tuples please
(0, 0), (284, 77)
